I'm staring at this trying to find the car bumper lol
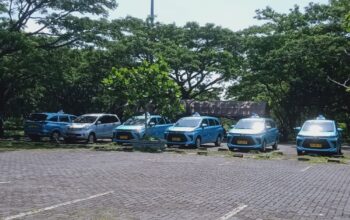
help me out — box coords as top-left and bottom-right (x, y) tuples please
(296, 146), (338, 154)
(227, 143), (263, 150)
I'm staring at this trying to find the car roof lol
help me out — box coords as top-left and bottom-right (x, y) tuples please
(81, 113), (115, 117)
(240, 118), (270, 121)
(305, 119), (334, 123)
(35, 112), (75, 117)
(182, 116), (219, 120)
(133, 115), (162, 119)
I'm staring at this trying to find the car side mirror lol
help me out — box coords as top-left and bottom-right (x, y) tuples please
(149, 122), (156, 127)
(231, 124), (236, 128)
(96, 121), (102, 125)
(294, 127), (301, 132)
(202, 123), (208, 128)
(266, 125), (272, 129)
(337, 128), (343, 132)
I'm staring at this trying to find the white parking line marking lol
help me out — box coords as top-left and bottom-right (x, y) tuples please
(0, 181), (11, 184)
(218, 204), (247, 220)
(301, 166), (312, 172)
(4, 191), (114, 220)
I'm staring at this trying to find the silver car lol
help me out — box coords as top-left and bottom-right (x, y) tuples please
(65, 114), (121, 143)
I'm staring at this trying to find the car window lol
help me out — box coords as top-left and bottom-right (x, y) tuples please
(175, 118), (201, 127)
(164, 118), (171, 124)
(158, 118), (166, 125)
(109, 115), (120, 123)
(48, 116), (58, 122)
(60, 116), (70, 122)
(265, 120), (272, 129)
(70, 116), (77, 122)
(202, 119), (209, 126)
(99, 116), (110, 124)
(271, 120), (276, 128)
(149, 117), (158, 125)
(209, 119), (216, 126)
(214, 119), (220, 126)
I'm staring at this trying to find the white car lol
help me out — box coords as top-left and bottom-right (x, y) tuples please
(65, 114), (121, 143)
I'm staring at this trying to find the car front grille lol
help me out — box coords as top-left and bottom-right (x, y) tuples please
(231, 136), (255, 145)
(167, 133), (187, 142)
(302, 139), (330, 149)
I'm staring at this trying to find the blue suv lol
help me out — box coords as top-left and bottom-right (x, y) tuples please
(24, 112), (76, 141)
(113, 114), (172, 144)
(227, 116), (279, 152)
(296, 115), (342, 155)
(164, 114), (225, 148)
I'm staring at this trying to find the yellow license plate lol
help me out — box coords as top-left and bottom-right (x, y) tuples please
(310, 143), (322, 148)
(172, 137), (181, 141)
(120, 135), (128, 140)
(237, 140), (248, 145)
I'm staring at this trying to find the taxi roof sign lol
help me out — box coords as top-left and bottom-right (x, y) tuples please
(316, 115), (326, 120)
(192, 112), (201, 117)
(250, 113), (260, 118)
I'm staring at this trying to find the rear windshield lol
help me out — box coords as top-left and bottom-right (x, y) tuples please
(28, 113), (48, 121)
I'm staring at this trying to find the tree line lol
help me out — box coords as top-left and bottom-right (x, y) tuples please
(0, 0), (349, 140)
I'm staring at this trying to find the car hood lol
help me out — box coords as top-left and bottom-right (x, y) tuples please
(298, 131), (336, 137)
(228, 128), (264, 135)
(116, 125), (144, 131)
(167, 127), (197, 132)
(68, 123), (92, 129)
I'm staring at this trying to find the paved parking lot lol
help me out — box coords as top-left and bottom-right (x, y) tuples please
(1, 145), (350, 220)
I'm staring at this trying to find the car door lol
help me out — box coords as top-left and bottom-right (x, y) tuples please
(201, 118), (211, 143)
(147, 117), (158, 137)
(45, 116), (59, 134)
(154, 117), (168, 139)
(58, 115), (71, 134)
(95, 116), (108, 138)
(208, 119), (218, 142)
(105, 115), (121, 138)
(270, 120), (279, 143)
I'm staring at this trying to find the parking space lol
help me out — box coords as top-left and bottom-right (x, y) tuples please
(1, 147), (350, 220)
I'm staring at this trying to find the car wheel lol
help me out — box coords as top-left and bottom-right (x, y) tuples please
(261, 140), (267, 152)
(337, 147), (342, 155)
(195, 137), (201, 148)
(51, 131), (61, 143)
(29, 135), (41, 142)
(272, 138), (278, 150)
(87, 133), (96, 144)
(215, 135), (222, 146)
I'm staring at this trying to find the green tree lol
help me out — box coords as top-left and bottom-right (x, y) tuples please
(102, 58), (183, 119)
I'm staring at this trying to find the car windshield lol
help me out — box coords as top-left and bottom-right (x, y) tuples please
(174, 118), (201, 128)
(124, 118), (146, 126)
(74, 116), (97, 124)
(235, 119), (265, 131)
(302, 121), (334, 132)
(28, 113), (48, 121)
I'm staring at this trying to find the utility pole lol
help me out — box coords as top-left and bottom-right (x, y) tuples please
(150, 0), (155, 25)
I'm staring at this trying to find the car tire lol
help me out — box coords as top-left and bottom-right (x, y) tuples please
(87, 133), (96, 144)
(272, 139), (278, 150)
(195, 137), (201, 148)
(51, 131), (61, 143)
(261, 140), (267, 152)
(337, 147), (342, 155)
(29, 135), (41, 142)
(215, 135), (222, 146)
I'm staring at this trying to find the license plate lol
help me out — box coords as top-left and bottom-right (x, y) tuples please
(237, 140), (248, 145)
(172, 137), (181, 142)
(310, 143), (322, 148)
(120, 135), (128, 140)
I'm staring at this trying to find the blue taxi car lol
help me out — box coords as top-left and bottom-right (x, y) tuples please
(24, 112), (76, 141)
(113, 114), (172, 144)
(296, 115), (342, 155)
(164, 113), (225, 148)
(227, 116), (279, 152)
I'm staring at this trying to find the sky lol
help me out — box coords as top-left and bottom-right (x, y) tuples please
(110, 0), (330, 31)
